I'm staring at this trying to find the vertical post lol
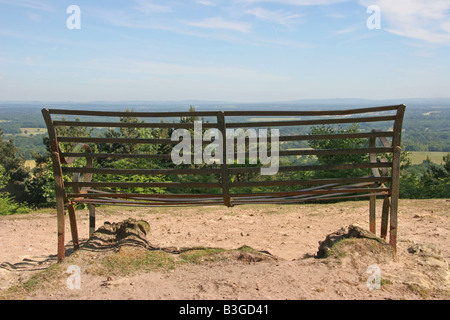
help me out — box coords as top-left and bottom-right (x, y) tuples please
(42, 109), (67, 261)
(388, 105), (405, 252)
(51, 151), (66, 262)
(392, 105), (406, 148)
(369, 196), (376, 234)
(67, 203), (79, 250)
(380, 196), (390, 239)
(217, 112), (232, 207)
(389, 146), (401, 251)
(89, 204), (96, 237)
(368, 131), (379, 234)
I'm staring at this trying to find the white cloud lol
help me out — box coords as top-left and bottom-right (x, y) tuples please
(244, 7), (303, 27)
(241, 0), (349, 6)
(333, 25), (360, 35)
(181, 17), (252, 33)
(133, 0), (172, 14)
(360, 0), (450, 44)
(196, 0), (216, 6)
(0, 0), (54, 12)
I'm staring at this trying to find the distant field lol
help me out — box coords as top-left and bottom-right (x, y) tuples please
(409, 151), (447, 165)
(19, 128), (46, 136)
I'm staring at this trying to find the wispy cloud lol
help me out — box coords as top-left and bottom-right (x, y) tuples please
(359, 0), (450, 44)
(181, 17), (252, 33)
(0, 0), (54, 12)
(196, 0), (217, 6)
(333, 25), (360, 35)
(244, 7), (303, 27)
(133, 0), (172, 14)
(241, 0), (349, 6)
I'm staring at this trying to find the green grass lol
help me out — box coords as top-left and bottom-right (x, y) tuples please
(178, 247), (227, 264)
(99, 247), (176, 276)
(0, 264), (63, 300)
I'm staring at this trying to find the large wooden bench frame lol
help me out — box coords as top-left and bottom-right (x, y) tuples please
(42, 105), (405, 261)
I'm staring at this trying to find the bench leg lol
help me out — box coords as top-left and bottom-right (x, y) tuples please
(389, 146), (401, 252)
(369, 195), (376, 234)
(89, 204), (96, 237)
(56, 202), (65, 262)
(380, 196), (390, 240)
(389, 197), (398, 252)
(67, 203), (80, 251)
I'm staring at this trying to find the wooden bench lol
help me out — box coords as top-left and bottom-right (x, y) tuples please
(42, 104), (405, 261)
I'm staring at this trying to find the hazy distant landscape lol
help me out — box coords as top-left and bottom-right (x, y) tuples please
(1, 98), (449, 160)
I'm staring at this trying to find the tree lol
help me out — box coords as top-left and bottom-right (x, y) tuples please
(308, 124), (369, 178)
(443, 153), (450, 173)
(0, 128), (30, 203)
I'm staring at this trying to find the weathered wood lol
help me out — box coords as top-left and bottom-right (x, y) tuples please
(67, 187), (389, 199)
(217, 111), (232, 207)
(89, 204), (96, 238)
(369, 196), (376, 234)
(48, 104), (402, 117)
(50, 152), (67, 262)
(67, 203), (79, 250)
(225, 116), (397, 128)
(66, 181), (223, 189)
(230, 177), (390, 188)
(53, 120), (218, 129)
(380, 196), (390, 239)
(42, 105), (406, 260)
(62, 162), (392, 176)
(389, 146), (402, 251)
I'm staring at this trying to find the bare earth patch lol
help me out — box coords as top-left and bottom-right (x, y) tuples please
(0, 199), (449, 300)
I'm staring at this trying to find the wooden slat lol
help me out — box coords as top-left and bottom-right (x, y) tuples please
(62, 167), (222, 175)
(62, 153), (172, 159)
(48, 105), (402, 118)
(67, 188), (390, 199)
(61, 147), (393, 160)
(66, 181), (222, 188)
(62, 162), (392, 176)
(225, 116), (397, 128)
(230, 177), (390, 188)
(223, 105), (402, 116)
(58, 137), (213, 145)
(58, 132), (394, 144)
(48, 109), (220, 118)
(68, 192), (224, 199)
(232, 192), (389, 204)
(279, 131), (394, 142)
(278, 147), (393, 156)
(73, 198), (226, 206)
(53, 120), (218, 129)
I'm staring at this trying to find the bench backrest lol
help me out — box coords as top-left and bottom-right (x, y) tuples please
(42, 105), (405, 208)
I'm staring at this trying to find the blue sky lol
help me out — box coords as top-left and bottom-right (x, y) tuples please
(0, 0), (449, 102)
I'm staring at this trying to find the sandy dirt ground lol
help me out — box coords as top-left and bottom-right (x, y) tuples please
(0, 199), (449, 300)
